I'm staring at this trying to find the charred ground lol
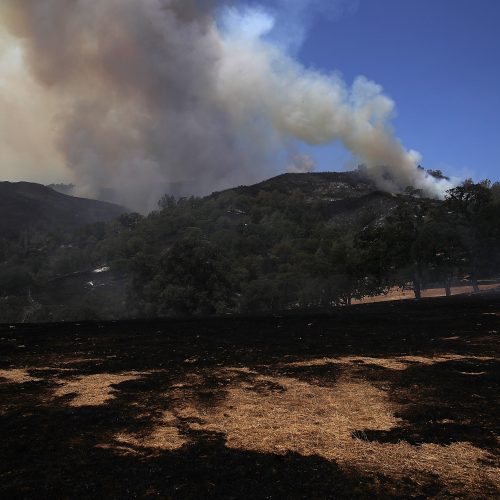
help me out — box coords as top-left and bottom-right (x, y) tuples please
(1, 292), (499, 498)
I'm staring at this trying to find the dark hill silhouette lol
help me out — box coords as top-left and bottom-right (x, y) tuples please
(0, 181), (126, 239)
(210, 170), (406, 227)
(228, 171), (377, 199)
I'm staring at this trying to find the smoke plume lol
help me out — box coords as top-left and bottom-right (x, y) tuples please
(287, 154), (315, 174)
(0, 0), (451, 211)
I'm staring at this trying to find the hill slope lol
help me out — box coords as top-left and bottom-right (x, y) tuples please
(229, 171), (377, 200)
(5, 170), (479, 322)
(211, 171), (404, 227)
(0, 182), (126, 239)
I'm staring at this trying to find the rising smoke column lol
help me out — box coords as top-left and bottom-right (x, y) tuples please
(217, 4), (451, 195)
(0, 0), (266, 210)
(0, 0), (450, 211)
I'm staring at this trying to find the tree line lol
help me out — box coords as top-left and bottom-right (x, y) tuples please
(1, 178), (499, 321)
(94, 178), (500, 315)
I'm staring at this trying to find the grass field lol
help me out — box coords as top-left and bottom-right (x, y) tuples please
(1, 293), (499, 498)
(353, 283), (500, 304)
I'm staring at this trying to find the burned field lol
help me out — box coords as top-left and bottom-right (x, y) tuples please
(1, 293), (499, 499)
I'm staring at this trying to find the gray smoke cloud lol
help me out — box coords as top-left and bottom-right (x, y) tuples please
(0, 0), (451, 212)
(287, 154), (315, 174)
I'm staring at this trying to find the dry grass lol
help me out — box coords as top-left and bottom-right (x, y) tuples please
(53, 372), (145, 407)
(398, 354), (494, 365)
(112, 411), (187, 454)
(286, 356), (409, 370)
(115, 367), (499, 496)
(353, 284), (500, 304)
(176, 371), (400, 446)
(0, 368), (42, 383)
(59, 357), (104, 365)
(3, 352), (497, 495)
(285, 354), (494, 371)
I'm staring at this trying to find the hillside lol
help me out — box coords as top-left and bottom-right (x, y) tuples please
(228, 171), (377, 199)
(210, 171), (406, 227)
(0, 182), (126, 240)
(1, 172), (498, 322)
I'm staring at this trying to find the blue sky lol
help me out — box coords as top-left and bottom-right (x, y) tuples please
(264, 0), (499, 182)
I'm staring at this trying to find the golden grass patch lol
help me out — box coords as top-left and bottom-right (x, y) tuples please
(353, 284), (500, 304)
(285, 354), (494, 371)
(286, 356), (408, 370)
(112, 410), (187, 453)
(59, 358), (104, 365)
(53, 372), (145, 407)
(12, 354), (493, 494)
(166, 368), (499, 495)
(399, 354), (494, 365)
(0, 368), (42, 383)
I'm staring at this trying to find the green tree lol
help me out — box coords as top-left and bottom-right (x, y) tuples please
(420, 205), (464, 296)
(151, 236), (234, 315)
(445, 182), (493, 292)
(380, 202), (430, 299)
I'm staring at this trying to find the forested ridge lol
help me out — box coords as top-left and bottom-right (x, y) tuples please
(1, 172), (500, 322)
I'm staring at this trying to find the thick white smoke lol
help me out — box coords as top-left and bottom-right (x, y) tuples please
(0, 0), (451, 211)
(0, 26), (65, 184)
(287, 154), (316, 174)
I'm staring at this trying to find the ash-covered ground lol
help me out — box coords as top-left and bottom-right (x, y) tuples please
(1, 293), (499, 499)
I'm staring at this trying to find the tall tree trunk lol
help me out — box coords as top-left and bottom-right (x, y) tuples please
(471, 258), (480, 293)
(444, 276), (452, 297)
(470, 243), (480, 293)
(413, 278), (422, 299)
(413, 265), (422, 300)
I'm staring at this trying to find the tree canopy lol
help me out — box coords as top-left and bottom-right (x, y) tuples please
(1, 177), (499, 321)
